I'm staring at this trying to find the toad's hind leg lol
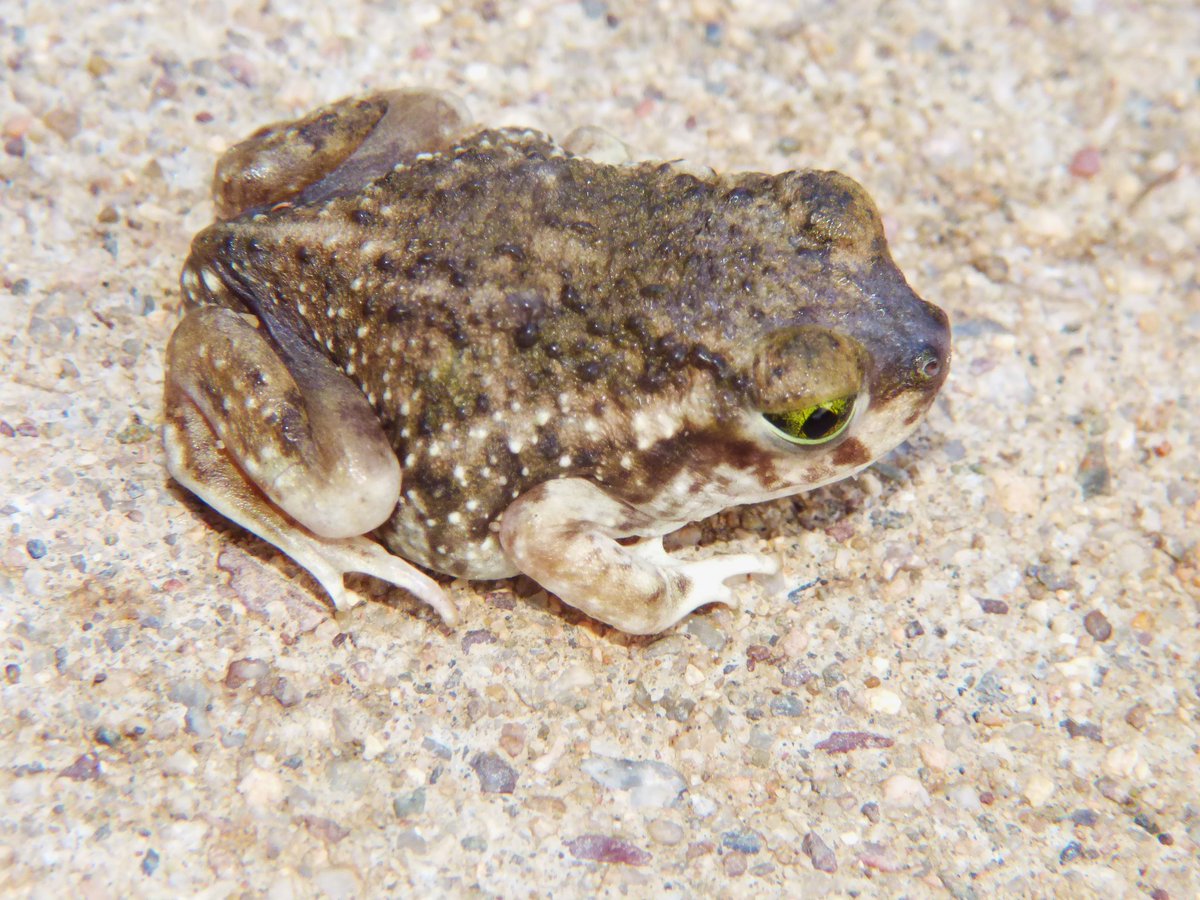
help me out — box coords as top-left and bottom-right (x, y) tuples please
(163, 305), (458, 624)
(213, 88), (474, 219)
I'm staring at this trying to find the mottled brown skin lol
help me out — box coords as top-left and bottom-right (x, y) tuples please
(166, 90), (950, 633)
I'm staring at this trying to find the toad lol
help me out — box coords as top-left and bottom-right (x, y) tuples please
(163, 89), (949, 634)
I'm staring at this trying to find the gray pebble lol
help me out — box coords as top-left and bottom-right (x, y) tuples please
(470, 751), (518, 794)
(721, 829), (762, 854)
(103, 628), (128, 657)
(770, 693), (804, 717)
(394, 787), (426, 818)
(581, 756), (686, 808)
(685, 617), (727, 652)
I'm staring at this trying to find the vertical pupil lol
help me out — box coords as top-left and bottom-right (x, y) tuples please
(802, 406), (839, 439)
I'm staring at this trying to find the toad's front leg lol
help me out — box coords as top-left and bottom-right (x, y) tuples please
(498, 479), (778, 635)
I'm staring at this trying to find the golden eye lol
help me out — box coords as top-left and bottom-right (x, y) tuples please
(763, 396), (855, 445)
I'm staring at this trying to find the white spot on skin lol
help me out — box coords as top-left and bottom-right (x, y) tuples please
(201, 269), (222, 293)
(466, 499), (479, 512)
(633, 408), (685, 451)
(507, 438), (523, 454)
(447, 512), (462, 525)
(559, 455), (572, 468)
(535, 409), (551, 426)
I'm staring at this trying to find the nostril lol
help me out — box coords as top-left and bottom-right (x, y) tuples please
(915, 349), (944, 381)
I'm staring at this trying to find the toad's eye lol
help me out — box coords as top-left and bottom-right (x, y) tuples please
(763, 396), (856, 445)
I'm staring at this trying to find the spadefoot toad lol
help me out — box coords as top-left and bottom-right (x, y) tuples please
(163, 89), (949, 634)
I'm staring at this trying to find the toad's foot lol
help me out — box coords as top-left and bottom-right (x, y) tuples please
(626, 535), (780, 610)
(499, 479), (778, 635)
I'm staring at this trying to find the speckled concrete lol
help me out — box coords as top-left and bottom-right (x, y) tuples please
(2, 1), (1198, 897)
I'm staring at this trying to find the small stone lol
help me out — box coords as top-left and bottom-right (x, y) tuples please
(581, 756), (686, 808)
(918, 740), (950, 770)
(802, 831), (837, 872)
(1059, 841), (1083, 864)
(1069, 147), (1101, 178)
(499, 723), (526, 758)
(861, 801), (881, 823)
(462, 629), (497, 652)
(393, 788), (426, 818)
(94, 727), (121, 747)
(769, 693), (804, 717)
(423, 737), (452, 759)
(815, 731), (894, 753)
(977, 598), (1009, 615)
(947, 783), (982, 812)
(564, 834), (650, 865)
(1084, 610), (1112, 642)
(470, 751), (518, 794)
(1103, 743), (1142, 778)
(141, 848), (159, 876)
(685, 616), (726, 651)
(1023, 773), (1055, 806)
(1130, 812), (1158, 836)
(1077, 443), (1111, 498)
(240, 768), (287, 812)
(858, 842), (902, 872)
(224, 657), (268, 689)
(60, 753), (101, 781)
(1063, 719), (1102, 742)
(686, 840), (714, 860)
(867, 687), (902, 715)
(26, 539), (47, 559)
(1071, 809), (1099, 827)
(5, 664), (19, 684)
(722, 851), (747, 877)
(721, 829), (762, 854)
(103, 628), (129, 652)
(301, 815), (350, 844)
(1124, 704), (1149, 730)
(270, 677), (302, 708)
(882, 774), (930, 809)
(904, 620), (925, 638)
(647, 819), (684, 845)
